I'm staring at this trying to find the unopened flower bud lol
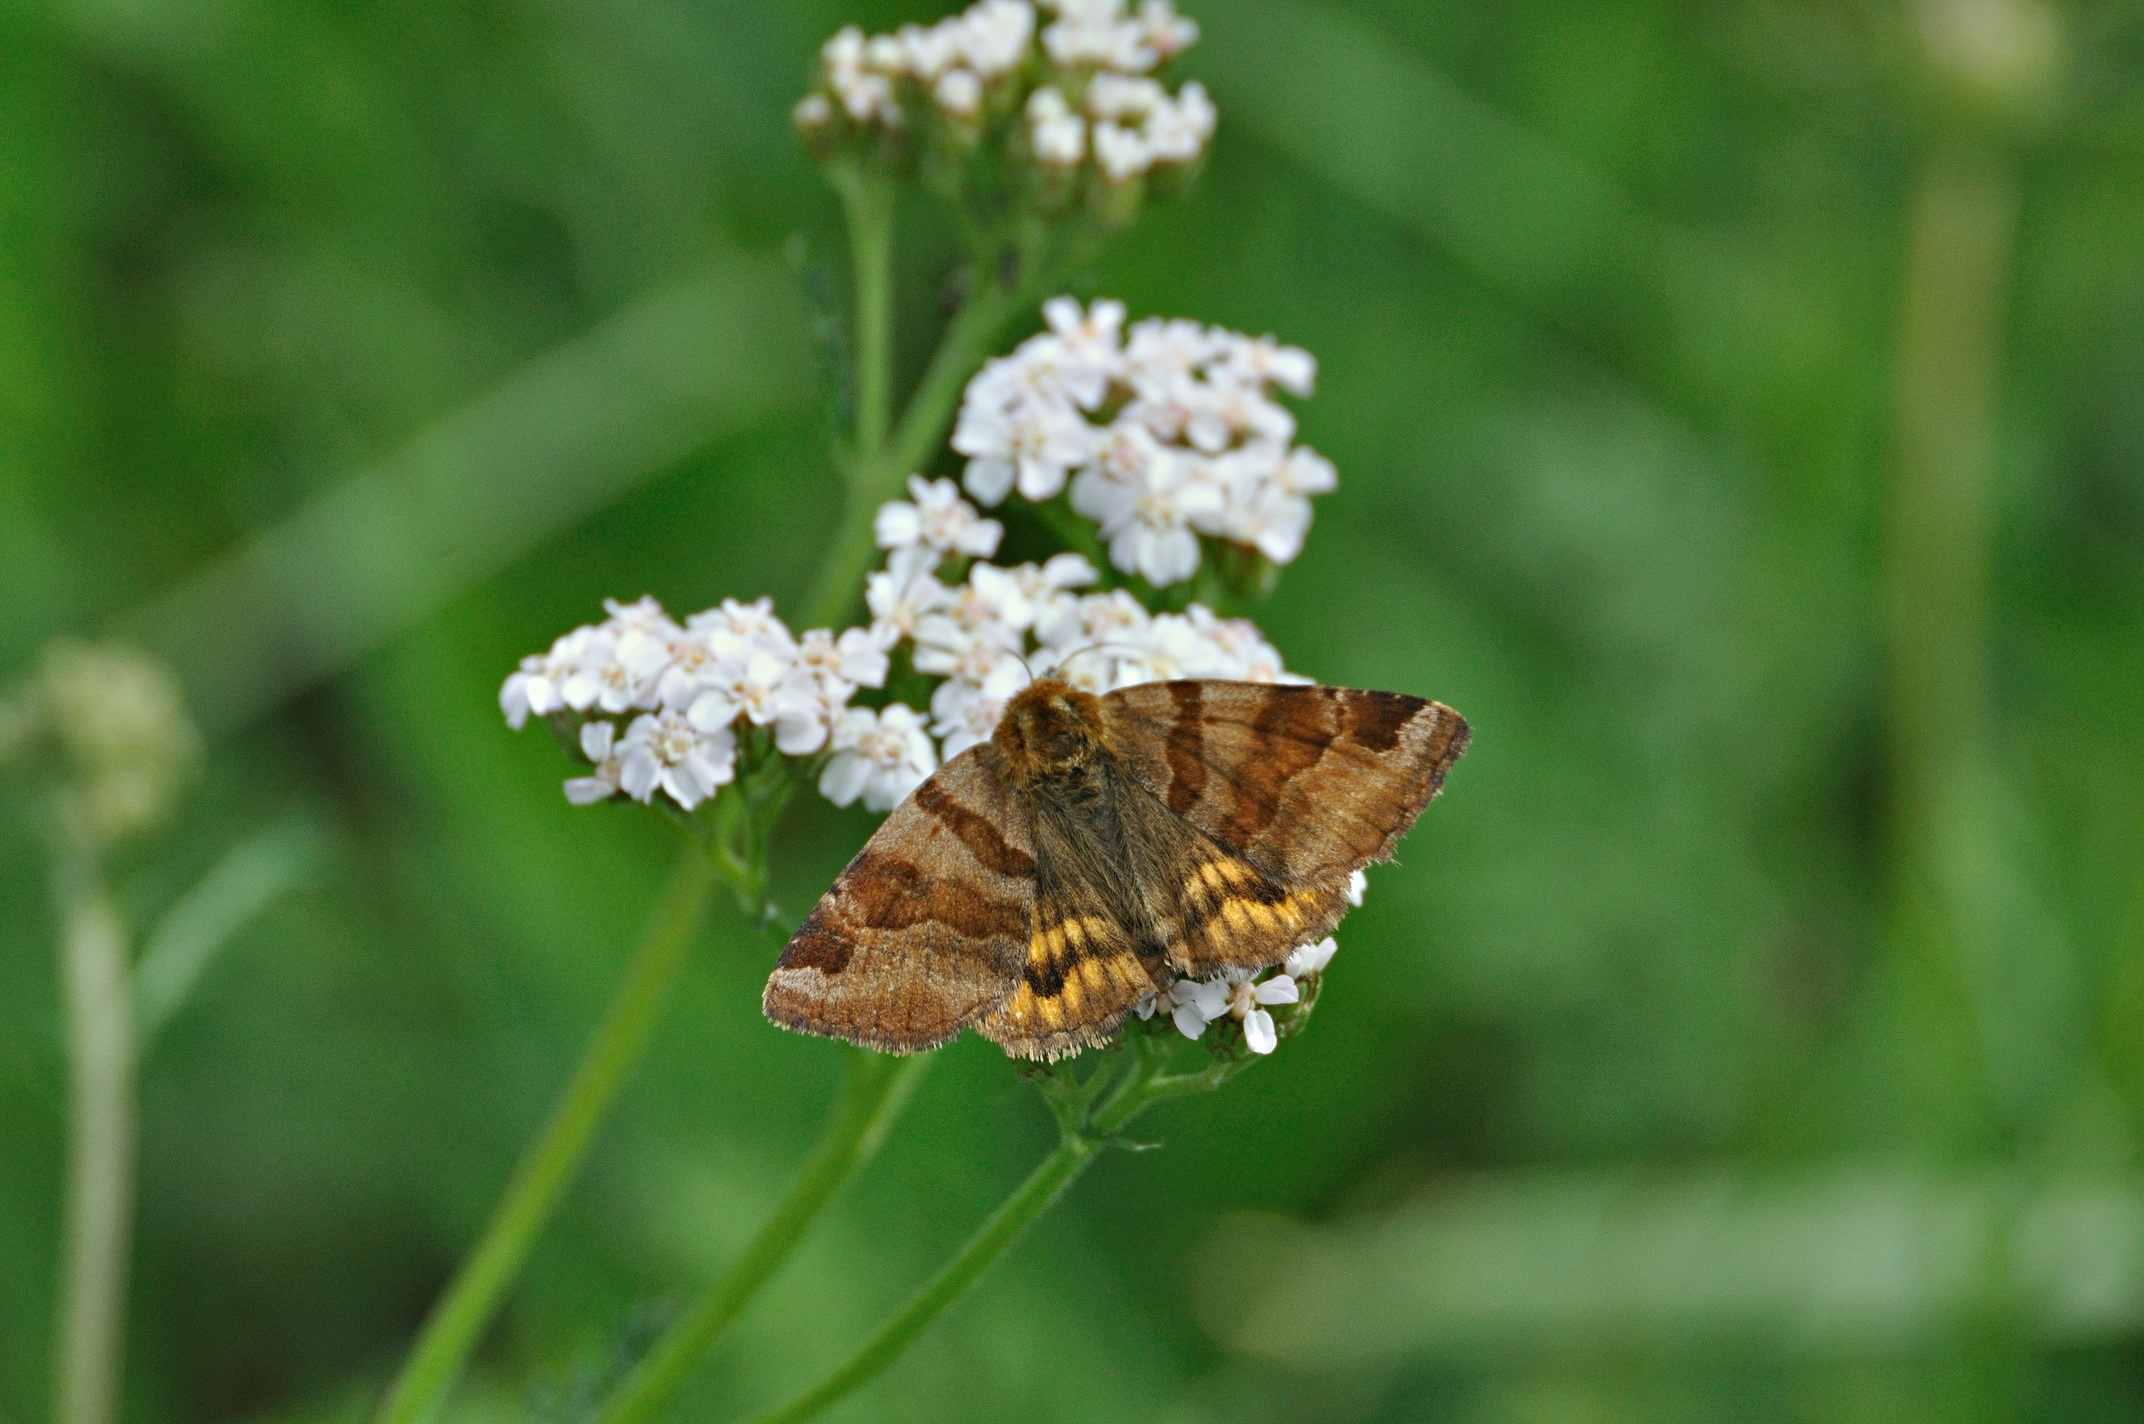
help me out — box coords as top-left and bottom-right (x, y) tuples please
(794, 92), (835, 135)
(26, 640), (200, 849)
(935, 67), (983, 119)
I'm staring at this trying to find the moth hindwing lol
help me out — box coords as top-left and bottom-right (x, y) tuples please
(764, 677), (1468, 1061)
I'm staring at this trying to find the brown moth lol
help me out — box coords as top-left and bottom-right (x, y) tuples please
(764, 677), (1468, 1060)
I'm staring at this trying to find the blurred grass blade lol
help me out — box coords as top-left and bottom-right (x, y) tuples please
(1924, 757), (2083, 1135)
(116, 259), (809, 737)
(133, 817), (327, 1049)
(1194, 0), (1838, 433)
(1202, 1166), (2144, 1362)
(1198, 0), (1659, 315)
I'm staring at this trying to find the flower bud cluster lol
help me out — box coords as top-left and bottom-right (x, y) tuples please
(868, 477), (1306, 759)
(500, 596), (921, 813)
(795, 1), (1213, 202)
(3, 640), (200, 850)
(799, 0), (1036, 133)
(954, 297), (1336, 586)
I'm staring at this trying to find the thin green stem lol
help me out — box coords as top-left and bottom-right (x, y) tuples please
(373, 848), (717, 1424)
(735, 1032), (1229, 1424)
(52, 854), (135, 1424)
(591, 1049), (930, 1424)
(742, 1132), (1102, 1424)
(663, 770), (796, 935)
(829, 163), (897, 464)
(803, 270), (1031, 629)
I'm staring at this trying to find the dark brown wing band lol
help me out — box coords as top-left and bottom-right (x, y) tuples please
(763, 744), (1036, 1053)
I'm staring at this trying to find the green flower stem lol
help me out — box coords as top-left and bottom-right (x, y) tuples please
(803, 269), (1031, 629)
(738, 1034), (1213, 1424)
(590, 1048), (930, 1424)
(373, 847), (718, 1424)
(828, 163), (897, 464)
(700, 755), (796, 932)
(52, 854), (136, 1424)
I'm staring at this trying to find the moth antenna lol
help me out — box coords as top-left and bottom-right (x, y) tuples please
(1053, 642), (1102, 684)
(1053, 640), (1143, 686)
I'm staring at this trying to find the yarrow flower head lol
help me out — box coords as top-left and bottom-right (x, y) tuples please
(954, 296), (1333, 587)
(794, 1), (1213, 228)
(1134, 919), (1350, 1062)
(1135, 949), (1325, 1058)
(493, 114), (1379, 1070)
(501, 595), (902, 812)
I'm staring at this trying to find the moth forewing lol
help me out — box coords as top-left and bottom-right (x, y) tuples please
(1098, 679), (1469, 882)
(761, 744), (1036, 1053)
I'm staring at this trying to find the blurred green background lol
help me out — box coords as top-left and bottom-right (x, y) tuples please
(5, 0), (2144, 1420)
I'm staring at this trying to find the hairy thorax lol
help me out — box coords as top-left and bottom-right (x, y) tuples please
(992, 677), (1112, 788)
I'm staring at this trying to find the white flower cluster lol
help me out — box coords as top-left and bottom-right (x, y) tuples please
(501, 474), (1308, 819)
(796, 1), (1214, 189)
(1024, 57), (1214, 186)
(953, 297), (1336, 586)
(1137, 932), (1344, 1055)
(500, 596), (937, 815)
(869, 477), (1307, 759)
